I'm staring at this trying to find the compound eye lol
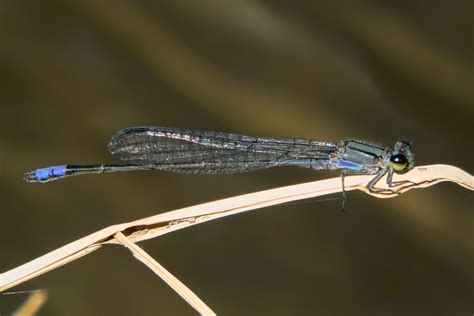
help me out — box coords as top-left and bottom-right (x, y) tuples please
(390, 154), (408, 172)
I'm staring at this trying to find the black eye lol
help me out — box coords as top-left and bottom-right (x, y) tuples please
(390, 154), (408, 172)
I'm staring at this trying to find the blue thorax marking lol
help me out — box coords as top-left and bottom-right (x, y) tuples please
(336, 159), (364, 170)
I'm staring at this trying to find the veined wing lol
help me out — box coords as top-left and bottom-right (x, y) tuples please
(108, 126), (337, 174)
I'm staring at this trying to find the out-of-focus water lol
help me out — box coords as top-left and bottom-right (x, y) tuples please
(1, 1), (472, 315)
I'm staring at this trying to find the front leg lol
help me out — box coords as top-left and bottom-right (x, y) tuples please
(366, 168), (402, 195)
(367, 168), (413, 195)
(386, 168), (417, 190)
(366, 167), (387, 190)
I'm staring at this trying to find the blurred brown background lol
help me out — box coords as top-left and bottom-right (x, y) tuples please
(1, 1), (473, 315)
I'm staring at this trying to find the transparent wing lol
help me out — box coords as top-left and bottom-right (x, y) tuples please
(108, 126), (337, 174)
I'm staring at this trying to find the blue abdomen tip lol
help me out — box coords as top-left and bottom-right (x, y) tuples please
(35, 165), (67, 180)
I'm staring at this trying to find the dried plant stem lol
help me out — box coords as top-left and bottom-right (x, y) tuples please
(11, 290), (49, 316)
(114, 232), (216, 316)
(1, 164), (472, 314)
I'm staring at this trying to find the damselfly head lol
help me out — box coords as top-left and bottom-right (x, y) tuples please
(390, 140), (415, 173)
